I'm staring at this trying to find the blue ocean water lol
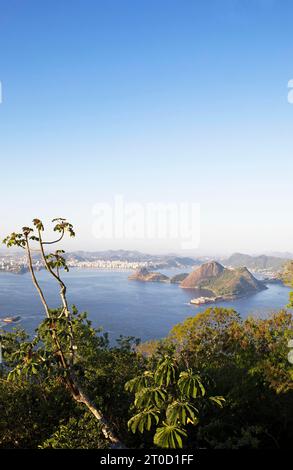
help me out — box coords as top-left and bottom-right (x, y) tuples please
(0, 268), (291, 342)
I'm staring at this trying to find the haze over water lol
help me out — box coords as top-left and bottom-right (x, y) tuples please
(0, 268), (291, 343)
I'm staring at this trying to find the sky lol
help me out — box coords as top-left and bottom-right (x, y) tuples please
(0, 0), (293, 255)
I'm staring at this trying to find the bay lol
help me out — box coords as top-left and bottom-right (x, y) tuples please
(0, 268), (291, 342)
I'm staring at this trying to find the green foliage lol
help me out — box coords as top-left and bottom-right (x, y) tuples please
(3, 218), (75, 252)
(0, 313), (144, 448)
(0, 379), (75, 448)
(166, 307), (293, 448)
(125, 354), (224, 448)
(153, 424), (187, 448)
(39, 412), (108, 449)
(128, 409), (160, 433)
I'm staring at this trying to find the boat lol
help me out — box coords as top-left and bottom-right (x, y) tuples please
(2, 316), (21, 323)
(190, 296), (220, 305)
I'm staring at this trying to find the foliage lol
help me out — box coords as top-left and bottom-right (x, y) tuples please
(0, 314), (144, 448)
(39, 412), (108, 449)
(166, 307), (293, 448)
(282, 261), (293, 308)
(2, 217), (126, 447)
(125, 355), (224, 448)
(0, 379), (75, 448)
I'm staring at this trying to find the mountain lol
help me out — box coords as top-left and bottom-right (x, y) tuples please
(181, 261), (224, 287)
(265, 252), (293, 260)
(181, 261), (266, 297)
(65, 250), (199, 268)
(170, 273), (189, 284)
(128, 268), (169, 283)
(222, 253), (289, 271)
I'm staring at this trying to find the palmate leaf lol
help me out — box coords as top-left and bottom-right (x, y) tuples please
(178, 369), (206, 398)
(154, 423), (187, 448)
(45, 252), (69, 272)
(3, 232), (26, 248)
(134, 387), (167, 408)
(32, 219), (44, 231)
(125, 371), (154, 394)
(53, 219), (75, 237)
(154, 355), (177, 387)
(166, 400), (199, 426)
(128, 408), (160, 434)
(209, 396), (225, 407)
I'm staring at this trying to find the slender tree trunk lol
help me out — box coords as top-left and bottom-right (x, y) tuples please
(25, 233), (125, 448)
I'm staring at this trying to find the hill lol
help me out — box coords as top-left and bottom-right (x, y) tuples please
(65, 250), (199, 268)
(128, 268), (170, 283)
(170, 273), (189, 284)
(222, 253), (289, 271)
(181, 261), (266, 297)
(281, 261), (293, 286)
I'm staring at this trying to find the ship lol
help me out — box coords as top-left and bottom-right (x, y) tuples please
(190, 296), (221, 306)
(1, 316), (21, 323)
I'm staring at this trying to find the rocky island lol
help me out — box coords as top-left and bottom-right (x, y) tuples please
(170, 273), (189, 284)
(128, 261), (267, 303)
(181, 261), (267, 300)
(128, 267), (170, 283)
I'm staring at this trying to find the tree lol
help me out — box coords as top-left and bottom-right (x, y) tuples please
(125, 354), (224, 448)
(165, 307), (293, 448)
(283, 261), (293, 308)
(2, 218), (123, 447)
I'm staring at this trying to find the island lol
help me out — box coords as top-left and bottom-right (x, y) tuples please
(181, 261), (267, 300)
(170, 273), (189, 284)
(128, 268), (170, 283)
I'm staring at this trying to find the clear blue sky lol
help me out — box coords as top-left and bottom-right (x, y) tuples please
(0, 0), (293, 255)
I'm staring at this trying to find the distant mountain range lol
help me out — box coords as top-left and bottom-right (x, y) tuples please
(65, 250), (291, 272)
(65, 250), (200, 269)
(221, 253), (290, 271)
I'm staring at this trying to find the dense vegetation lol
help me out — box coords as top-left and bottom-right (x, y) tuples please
(0, 219), (292, 449)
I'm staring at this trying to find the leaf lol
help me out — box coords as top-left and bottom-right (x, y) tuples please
(153, 423), (187, 448)
(166, 400), (199, 426)
(125, 371), (154, 393)
(128, 408), (160, 434)
(154, 355), (177, 387)
(178, 369), (206, 398)
(32, 219), (44, 231)
(209, 396), (225, 408)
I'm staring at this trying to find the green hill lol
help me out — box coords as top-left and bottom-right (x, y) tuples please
(223, 253), (289, 271)
(181, 261), (266, 297)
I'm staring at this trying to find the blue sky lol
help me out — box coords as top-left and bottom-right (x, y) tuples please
(0, 0), (293, 254)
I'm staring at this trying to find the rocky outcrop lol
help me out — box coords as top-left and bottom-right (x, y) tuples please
(181, 261), (224, 288)
(128, 268), (169, 283)
(181, 261), (266, 297)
